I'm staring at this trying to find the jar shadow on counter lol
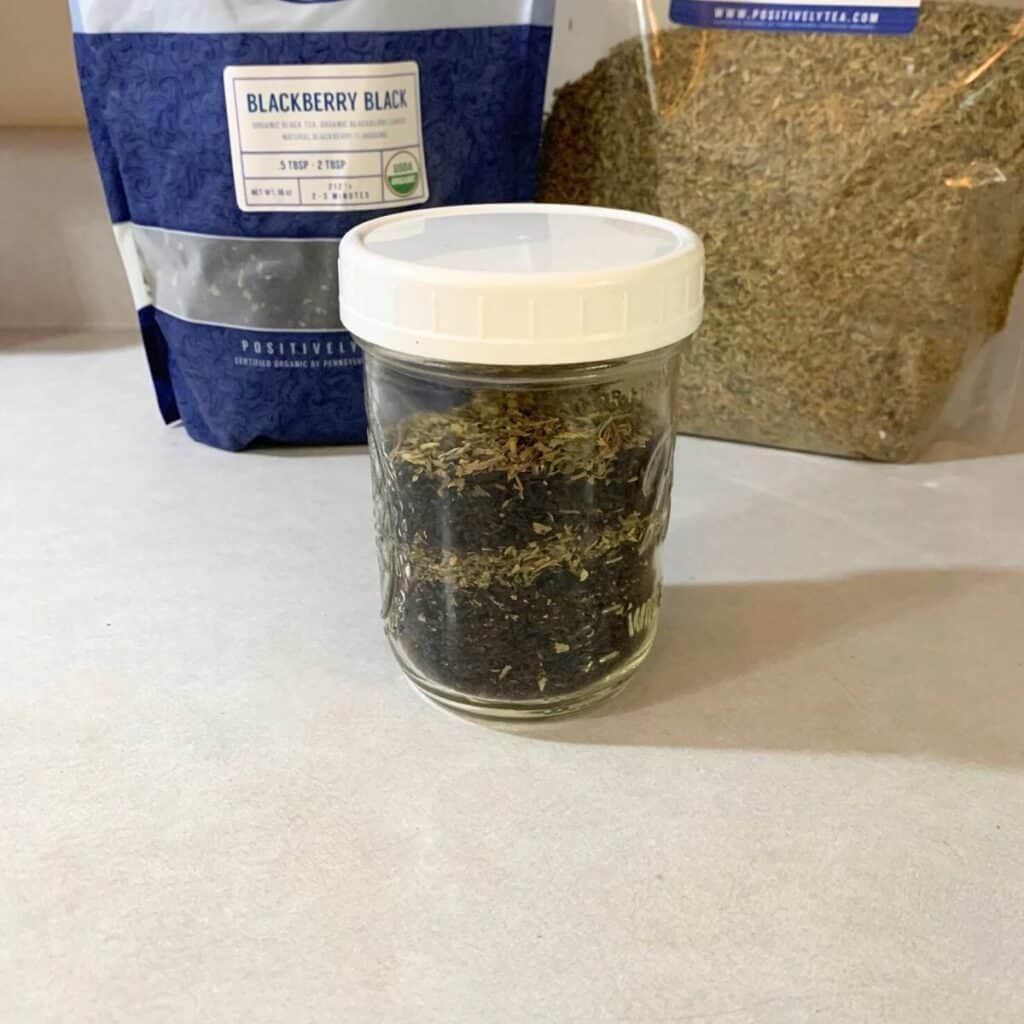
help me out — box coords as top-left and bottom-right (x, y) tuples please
(481, 568), (1024, 770)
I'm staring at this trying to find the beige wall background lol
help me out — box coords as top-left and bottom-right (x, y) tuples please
(0, 0), (85, 126)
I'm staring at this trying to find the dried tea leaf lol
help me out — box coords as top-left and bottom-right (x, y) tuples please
(372, 384), (670, 704)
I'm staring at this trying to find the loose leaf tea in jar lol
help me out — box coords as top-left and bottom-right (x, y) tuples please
(339, 204), (703, 718)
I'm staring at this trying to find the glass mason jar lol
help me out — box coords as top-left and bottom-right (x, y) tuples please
(340, 205), (703, 718)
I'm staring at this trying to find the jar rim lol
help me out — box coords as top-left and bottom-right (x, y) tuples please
(338, 203), (703, 366)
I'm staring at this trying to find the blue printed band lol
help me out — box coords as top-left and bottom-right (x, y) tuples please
(74, 28), (551, 238)
(141, 307), (368, 449)
(670, 0), (920, 34)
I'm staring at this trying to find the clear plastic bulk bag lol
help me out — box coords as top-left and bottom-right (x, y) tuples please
(539, 0), (1024, 460)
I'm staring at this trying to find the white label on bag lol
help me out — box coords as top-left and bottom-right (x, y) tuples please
(223, 62), (429, 213)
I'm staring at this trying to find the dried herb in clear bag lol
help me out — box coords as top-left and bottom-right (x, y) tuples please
(539, 2), (1024, 460)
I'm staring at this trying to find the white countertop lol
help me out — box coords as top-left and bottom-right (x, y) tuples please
(3, 331), (1024, 1023)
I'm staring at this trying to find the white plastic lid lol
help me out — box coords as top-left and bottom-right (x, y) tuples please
(338, 203), (703, 365)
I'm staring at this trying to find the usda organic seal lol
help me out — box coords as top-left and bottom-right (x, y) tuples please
(385, 151), (421, 198)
